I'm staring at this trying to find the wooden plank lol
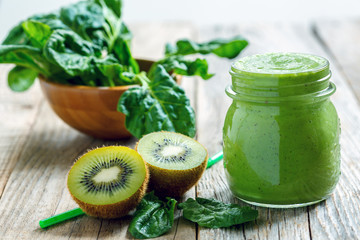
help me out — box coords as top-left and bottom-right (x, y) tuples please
(0, 99), (98, 239)
(196, 23), (360, 240)
(0, 23), (197, 239)
(314, 20), (360, 101)
(0, 65), (43, 197)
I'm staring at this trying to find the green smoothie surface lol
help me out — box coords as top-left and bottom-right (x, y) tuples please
(230, 53), (331, 96)
(233, 53), (328, 74)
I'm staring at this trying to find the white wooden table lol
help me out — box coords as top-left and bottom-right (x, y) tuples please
(1, 21), (360, 239)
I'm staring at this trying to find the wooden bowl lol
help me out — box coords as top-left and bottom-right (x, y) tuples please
(39, 59), (156, 140)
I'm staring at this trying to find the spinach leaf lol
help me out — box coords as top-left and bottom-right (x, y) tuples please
(2, 24), (28, 45)
(93, 0), (132, 51)
(94, 0), (122, 17)
(149, 55), (214, 80)
(165, 35), (248, 59)
(59, 0), (130, 48)
(96, 62), (136, 86)
(8, 66), (38, 92)
(59, 0), (137, 71)
(112, 37), (139, 73)
(30, 13), (70, 30)
(178, 198), (258, 228)
(118, 65), (196, 139)
(2, 12), (68, 46)
(60, 1), (106, 44)
(0, 45), (52, 75)
(128, 192), (177, 239)
(43, 30), (103, 85)
(22, 20), (52, 48)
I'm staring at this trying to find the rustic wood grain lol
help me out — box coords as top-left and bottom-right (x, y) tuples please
(0, 98), (98, 239)
(195, 23), (360, 240)
(314, 20), (360, 102)
(0, 65), (43, 197)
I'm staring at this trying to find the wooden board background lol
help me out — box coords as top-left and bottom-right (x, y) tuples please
(0, 21), (360, 240)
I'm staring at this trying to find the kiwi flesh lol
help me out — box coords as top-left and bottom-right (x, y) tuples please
(67, 146), (149, 219)
(136, 131), (208, 197)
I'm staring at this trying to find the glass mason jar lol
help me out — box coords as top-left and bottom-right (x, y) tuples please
(223, 53), (340, 208)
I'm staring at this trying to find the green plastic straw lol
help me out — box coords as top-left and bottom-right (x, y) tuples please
(206, 151), (223, 169)
(39, 207), (84, 229)
(39, 151), (223, 229)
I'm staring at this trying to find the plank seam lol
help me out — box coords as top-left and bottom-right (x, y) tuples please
(307, 207), (313, 240)
(277, 223), (281, 240)
(172, 216), (180, 240)
(242, 224), (246, 239)
(96, 220), (103, 240)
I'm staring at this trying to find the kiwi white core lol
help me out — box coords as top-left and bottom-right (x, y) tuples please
(92, 166), (121, 183)
(161, 145), (186, 158)
(137, 132), (207, 170)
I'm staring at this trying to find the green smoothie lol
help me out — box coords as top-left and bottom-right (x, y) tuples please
(223, 53), (340, 207)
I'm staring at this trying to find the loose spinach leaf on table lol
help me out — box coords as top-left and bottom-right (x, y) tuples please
(165, 35), (248, 59)
(129, 192), (177, 239)
(118, 65), (196, 139)
(178, 198), (258, 228)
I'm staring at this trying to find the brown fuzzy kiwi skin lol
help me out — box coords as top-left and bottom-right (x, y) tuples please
(135, 135), (208, 198)
(67, 147), (149, 219)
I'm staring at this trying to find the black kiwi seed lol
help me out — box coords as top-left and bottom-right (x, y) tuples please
(80, 157), (134, 194)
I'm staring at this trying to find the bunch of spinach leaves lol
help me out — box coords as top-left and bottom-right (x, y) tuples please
(129, 192), (258, 239)
(0, 0), (248, 139)
(1, 0), (138, 89)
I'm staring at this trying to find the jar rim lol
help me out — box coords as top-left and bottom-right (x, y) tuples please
(231, 52), (329, 77)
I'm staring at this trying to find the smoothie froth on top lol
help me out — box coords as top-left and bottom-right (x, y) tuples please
(233, 53), (328, 74)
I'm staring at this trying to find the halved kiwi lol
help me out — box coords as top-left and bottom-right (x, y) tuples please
(136, 131), (208, 197)
(67, 146), (148, 219)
